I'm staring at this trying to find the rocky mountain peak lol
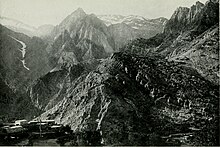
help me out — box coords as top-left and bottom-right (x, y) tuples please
(58, 8), (86, 32)
(74, 7), (86, 15)
(195, 1), (204, 7)
(172, 7), (190, 20)
(164, 0), (218, 35)
(193, 1), (204, 12)
(66, 7), (86, 20)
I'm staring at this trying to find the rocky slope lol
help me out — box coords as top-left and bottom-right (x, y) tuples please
(29, 59), (101, 111)
(38, 52), (219, 145)
(124, 0), (219, 84)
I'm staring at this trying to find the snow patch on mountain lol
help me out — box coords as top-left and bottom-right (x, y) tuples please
(9, 35), (30, 71)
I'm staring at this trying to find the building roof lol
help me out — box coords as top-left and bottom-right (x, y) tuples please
(10, 126), (23, 129)
(15, 120), (27, 123)
(29, 120), (38, 123)
(51, 125), (61, 128)
(42, 120), (55, 122)
(37, 123), (47, 125)
(1, 126), (10, 129)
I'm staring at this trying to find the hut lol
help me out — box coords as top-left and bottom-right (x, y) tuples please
(15, 120), (28, 126)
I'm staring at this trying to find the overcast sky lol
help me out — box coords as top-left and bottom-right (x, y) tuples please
(0, 0), (208, 27)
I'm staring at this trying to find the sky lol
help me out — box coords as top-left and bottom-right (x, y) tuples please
(0, 0), (208, 27)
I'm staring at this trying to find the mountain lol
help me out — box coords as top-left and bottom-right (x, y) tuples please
(36, 52), (218, 145)
(47, 8), (115, 68)
(163, 0), (218, 35)
(124, 0), (219, 84)
(46, 9), (167, 67)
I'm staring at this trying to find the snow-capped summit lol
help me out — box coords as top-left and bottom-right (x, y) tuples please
(98, 15), (167, 30)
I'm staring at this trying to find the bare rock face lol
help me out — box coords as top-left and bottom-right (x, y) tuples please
(163, 1), (204, 35)
(39, 52), (218, 145)
(164, 0), (218, 35)
(124, 0), (219, 85)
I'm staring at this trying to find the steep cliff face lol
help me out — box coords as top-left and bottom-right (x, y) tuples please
(124, 0), (219, 84)
(160, 0), (219, 84)
(39, 52), (218, 145)
(164, 0), (218, 35)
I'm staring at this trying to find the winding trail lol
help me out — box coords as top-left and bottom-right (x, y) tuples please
(9, 35), (30, 70)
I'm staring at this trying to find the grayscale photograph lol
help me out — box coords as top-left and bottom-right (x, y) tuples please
(0, 0), (219, 146)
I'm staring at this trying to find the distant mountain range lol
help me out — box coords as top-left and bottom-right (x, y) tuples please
(0, 16), (55, 38)
(98, 15), (167, 29)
